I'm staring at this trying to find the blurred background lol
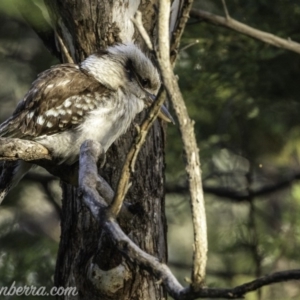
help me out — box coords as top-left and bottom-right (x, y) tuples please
(0, 1), (300, 299)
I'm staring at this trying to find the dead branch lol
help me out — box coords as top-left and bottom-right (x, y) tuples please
(166, 171), (300, 202)
(0, 138), (51, 161)
(0, 137), (80, 185)
(0, 137), (81, 188)
(157, 0), (207, 290)
(190, 8), (300, 55)
(0, 137), (133, 219)
(79, 139), (300, 300)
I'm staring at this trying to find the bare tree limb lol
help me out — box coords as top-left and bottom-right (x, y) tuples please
(0, 137), (79, 188)
(79, 139), (300, 300)
(192, 269), (300, 299)
(0, 138), (51, 161)
(166, 171), (300, 202)
(190, 8), (300, 55)
(0, 138), (80, 185)
(79, 140), (184, 297)
(157, 0), (207, 290)
(0, 137), (134, 220)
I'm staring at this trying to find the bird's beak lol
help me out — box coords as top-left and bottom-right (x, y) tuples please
(145, 93), (175, 124)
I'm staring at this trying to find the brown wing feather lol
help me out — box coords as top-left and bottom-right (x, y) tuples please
(0, 64), (110, 139)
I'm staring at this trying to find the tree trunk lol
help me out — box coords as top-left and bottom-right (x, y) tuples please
(44, 1), (170, 299)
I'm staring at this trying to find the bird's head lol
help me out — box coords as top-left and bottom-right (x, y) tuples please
(107, 43), (160, 98)
(81, 43), (174, 123)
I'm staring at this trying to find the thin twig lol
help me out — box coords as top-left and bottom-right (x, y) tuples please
(221, 0), (230, 20)
(131, 11), (153, 50)
(157, 0), (207, 290)
(180, 40), (199, 52)
(190, 8), (300, 55)
(55, 30), (74, 64)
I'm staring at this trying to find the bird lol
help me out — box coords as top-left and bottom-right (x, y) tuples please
(0, 43), (173, 203)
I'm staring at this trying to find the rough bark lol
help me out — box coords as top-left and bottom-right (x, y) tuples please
(0, 138), (50, 161)
(44, 1), (168, 299)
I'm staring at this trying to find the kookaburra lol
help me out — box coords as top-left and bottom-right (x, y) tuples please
(0, 43), (173, 203)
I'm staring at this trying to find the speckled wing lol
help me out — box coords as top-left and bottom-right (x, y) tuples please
(0, 64), (110, 139)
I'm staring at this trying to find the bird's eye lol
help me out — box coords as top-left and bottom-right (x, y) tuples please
(140, 78), (150, 88)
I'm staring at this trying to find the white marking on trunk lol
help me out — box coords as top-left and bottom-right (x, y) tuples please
(112, 0), (140, 43)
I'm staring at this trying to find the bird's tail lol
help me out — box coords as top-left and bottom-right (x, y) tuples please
(0, 161), (32, 204)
